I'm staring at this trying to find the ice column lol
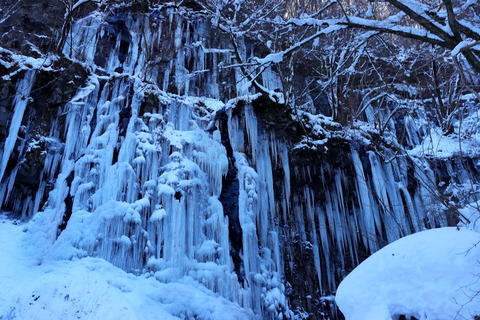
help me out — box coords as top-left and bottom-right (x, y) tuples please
(0, 69), (36, 204)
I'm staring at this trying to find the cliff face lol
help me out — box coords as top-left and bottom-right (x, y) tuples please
(0, 2), (479, 319)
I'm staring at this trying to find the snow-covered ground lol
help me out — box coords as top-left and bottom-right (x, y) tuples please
(336, 226), (480, 320)
(0, 214), (255, 320)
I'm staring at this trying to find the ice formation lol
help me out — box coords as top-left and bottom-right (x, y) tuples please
(0, 4), (479, 320)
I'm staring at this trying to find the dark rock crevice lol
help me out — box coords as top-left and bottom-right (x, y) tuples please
(57, 170), (74, 236)
(216, 109), (245, 283)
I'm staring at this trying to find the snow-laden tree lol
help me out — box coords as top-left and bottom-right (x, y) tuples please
(187, 0), (478, 127)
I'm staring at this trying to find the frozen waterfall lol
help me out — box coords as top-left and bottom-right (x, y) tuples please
(0, 5), (477, 320)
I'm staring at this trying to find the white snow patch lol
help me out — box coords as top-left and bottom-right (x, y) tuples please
(336, 227), (480, 320)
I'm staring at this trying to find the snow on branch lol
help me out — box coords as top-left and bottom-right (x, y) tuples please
(248, 0), (480, 73)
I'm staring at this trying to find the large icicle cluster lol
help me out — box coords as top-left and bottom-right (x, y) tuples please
(19, 6), (290, 319)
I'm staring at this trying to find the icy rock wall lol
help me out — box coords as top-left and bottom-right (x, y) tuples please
(0, 4), (477, 320)
(229, 104), (459, 316)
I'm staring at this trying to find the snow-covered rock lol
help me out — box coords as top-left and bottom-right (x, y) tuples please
(336, 227), (480, 320)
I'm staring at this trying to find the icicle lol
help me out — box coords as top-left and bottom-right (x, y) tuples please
(63, 12), (103, 65)
(0, 69), (36, 185)
(279, 143), (290, 222)
(368, 151), (404, 242)
(351, 148), (381, 252)
(305, 186), (324, 291)
(261, 66), (282, 91)
(234, 38), (250, 96)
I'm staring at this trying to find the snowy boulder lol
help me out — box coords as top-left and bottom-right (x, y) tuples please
(336, 227), (480, 320)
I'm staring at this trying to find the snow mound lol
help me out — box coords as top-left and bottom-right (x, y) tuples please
(336, 227), (480, 320)
(0, 215), (255, 320)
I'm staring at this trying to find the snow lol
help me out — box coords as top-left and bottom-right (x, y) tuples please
(0, 214), (256, 320)
(451, 40), (477, 56)
(347, 16), (443, 42)
(255, 52), (284, 64)
(0, 48), (57, 80)
(462, 0), (478, 11)
(71, 0), (91, 11)
(336, 227), (480, 320)
(408, 106), (480, 159)
(460, 202), (480, 230)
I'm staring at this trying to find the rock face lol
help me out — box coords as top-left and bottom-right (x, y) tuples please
(0, 2), (479, 319)
(0, 0), (96, 56)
